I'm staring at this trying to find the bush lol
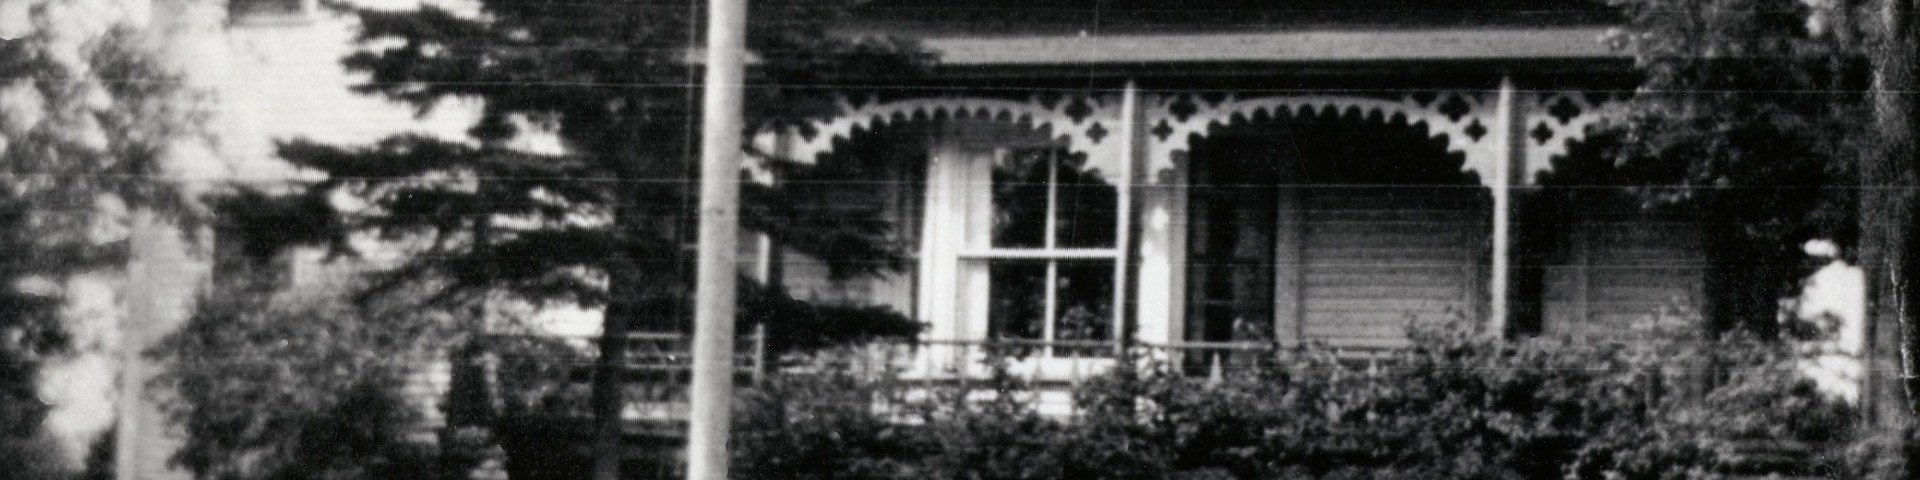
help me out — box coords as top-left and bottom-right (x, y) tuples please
(734, 350), (1173, 480)
(913, 361), (1172, 480)
(1836, 424), (1920, 480)
(152, 281), (456, 480)
(737, 321), (1860, 480)
(732, 351), (925, 480)
(1128, 326), (1856, 479)
(0, 429), (81, 480)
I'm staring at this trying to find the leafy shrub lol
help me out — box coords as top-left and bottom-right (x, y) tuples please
(734, 350), (1173, 480)
(0, 429), (81, 480)
(733, 360), (924, 480)
(914, 360), (1172, 480)
(1121, 324), (1855, 479)
(0, 418), (115, 480)
(160, 283), (1860, 480)
(1834, 424), (1920, 480)
(738, 321), (1859, 480)
(153, 281), (456, 480)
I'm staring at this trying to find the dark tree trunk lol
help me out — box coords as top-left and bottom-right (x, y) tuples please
(1865, 0), (1920, 423)
(591, 195), (655, 480)
(591, 262), (638, 480)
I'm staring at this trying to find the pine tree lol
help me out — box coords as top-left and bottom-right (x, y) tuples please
(226, 1), (929, 477)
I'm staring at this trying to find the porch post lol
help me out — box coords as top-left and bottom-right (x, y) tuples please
(1113, 80), (1139, 355)
(1133, 88), (1186, 349)
(1488, 76), (1527, 337)
(919, 124), (970, 373)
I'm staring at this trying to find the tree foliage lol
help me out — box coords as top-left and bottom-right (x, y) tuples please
(213, 1), (931, 478)
(1594, 0), (1870, 332)
(234, 0), (929, 350)
(152, 279), (460, 480)
(736, 323), (1859, 480)
(0, 6), (203, 472)
(1606, 0), (1862, 236)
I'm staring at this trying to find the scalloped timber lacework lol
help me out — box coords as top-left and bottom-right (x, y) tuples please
(759, 91), (1620, 188)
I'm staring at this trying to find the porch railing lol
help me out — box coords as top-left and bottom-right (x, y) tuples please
(835, 337), (1405, 385)
(611, 326), (770, 385)
(477, 325), (769, 424)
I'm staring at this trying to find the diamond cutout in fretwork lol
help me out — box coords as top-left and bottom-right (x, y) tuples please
(1530, 121), (1555, 145)
(1437, 94), (1473, 122)
(1151, 119), (1174, 141)
(1086, 122), (1109, 143)
(1464, 119), (1488, 142)
(1547, 96), (1583, 125)
(1065, 97), (1095, 124)
(1169, 95), (1200, 123)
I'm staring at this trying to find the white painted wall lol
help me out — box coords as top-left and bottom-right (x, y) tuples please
(219, 4), (482, 187)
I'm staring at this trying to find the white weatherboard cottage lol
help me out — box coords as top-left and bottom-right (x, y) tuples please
(759, 3), (1716, 387)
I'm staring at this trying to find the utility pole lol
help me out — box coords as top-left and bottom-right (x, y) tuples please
(686, 0), (746, 478)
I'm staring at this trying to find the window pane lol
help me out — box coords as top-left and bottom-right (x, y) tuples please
(987, 261), (1048, 339)
(1053, 260), (1115, 343)
(1054, 155), (1119, 249)
(985, 259), (1115, 344)
(991, 149), (1052, 248)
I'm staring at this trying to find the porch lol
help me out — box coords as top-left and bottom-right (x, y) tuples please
(759, 79), (1713, 381)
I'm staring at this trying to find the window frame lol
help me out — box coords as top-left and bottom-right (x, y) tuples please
(960, 147), (1122, 355)
(916, 121), (1131, 376)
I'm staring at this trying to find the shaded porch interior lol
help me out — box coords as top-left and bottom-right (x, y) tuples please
(1181, 110), (1713, 350)
(765, 109), (1717, 354)
(1182, 111), (1489, 349)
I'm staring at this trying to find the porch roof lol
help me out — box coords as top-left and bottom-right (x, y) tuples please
(921, 27), (1623, 66)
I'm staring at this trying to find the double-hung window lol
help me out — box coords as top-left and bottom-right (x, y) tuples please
(920, 126), (1126, 365)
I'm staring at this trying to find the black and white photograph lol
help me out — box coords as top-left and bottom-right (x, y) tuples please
(0, 1), (1911, 479)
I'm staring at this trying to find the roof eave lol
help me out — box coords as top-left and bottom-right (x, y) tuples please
(921, 26), (1624, 67)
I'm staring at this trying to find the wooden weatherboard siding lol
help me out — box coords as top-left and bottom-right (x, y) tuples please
(1542, 213), (1708, 340)
(1183, 110), (1490, 349)
(1298, 187), (1485, 347)
(1187, 185), (1486, 349)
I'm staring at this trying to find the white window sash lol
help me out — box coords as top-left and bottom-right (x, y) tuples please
(936, 142), (1126, 348)
(956, 249), (1120, 260)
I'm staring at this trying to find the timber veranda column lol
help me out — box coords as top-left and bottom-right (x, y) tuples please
(1488, 76), (1528, 338)
(1112, 81), (1139, 356)
(1133, 85), (1187, 351)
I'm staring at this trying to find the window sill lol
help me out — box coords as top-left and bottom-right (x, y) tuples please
(956, 248), (1119, 259)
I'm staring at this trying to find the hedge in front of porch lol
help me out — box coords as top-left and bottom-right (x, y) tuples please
(735, 322), (1865, 480)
